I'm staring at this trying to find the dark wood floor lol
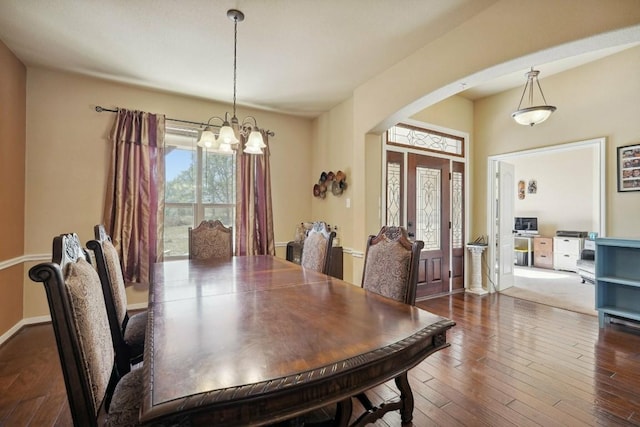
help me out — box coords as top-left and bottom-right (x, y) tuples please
(1, 293), (639, 426)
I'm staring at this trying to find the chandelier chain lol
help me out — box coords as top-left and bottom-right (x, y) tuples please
(232, 15), (238, 121)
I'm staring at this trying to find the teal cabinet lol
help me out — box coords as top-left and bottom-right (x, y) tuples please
(595, 238), (640, 327)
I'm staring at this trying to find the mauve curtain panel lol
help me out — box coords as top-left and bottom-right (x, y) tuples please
(235, 130), (275, 256)
(103, 109), (165, 285)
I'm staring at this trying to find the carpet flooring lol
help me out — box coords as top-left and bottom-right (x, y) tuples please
(500, 266), (597, 316)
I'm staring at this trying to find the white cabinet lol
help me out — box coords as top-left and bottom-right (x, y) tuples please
(553, 237), (583, 272)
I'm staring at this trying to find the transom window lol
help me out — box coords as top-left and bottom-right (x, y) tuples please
(387, 123), (464, 157)
(164, 125), (235, 257)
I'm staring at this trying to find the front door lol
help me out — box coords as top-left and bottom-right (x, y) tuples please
(406, 153), (463, 299)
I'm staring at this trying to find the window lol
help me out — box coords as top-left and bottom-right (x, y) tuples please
(387, 123), (464, 157)
(164, 125), (235, 257)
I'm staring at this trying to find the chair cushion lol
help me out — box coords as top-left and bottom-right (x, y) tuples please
(64, 258), (114, 414)
(124, 311), (147, 357)
(301, 232), (329, 272)
(362, 239), (411, 302)
(106, 367), (143, 426)
(191, 228), (232, 259)
(103, 240), (129, 326)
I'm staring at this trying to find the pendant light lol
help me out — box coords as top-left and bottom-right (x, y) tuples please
(511, 68), (557, 126)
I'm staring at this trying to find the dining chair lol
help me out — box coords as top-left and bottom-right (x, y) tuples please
(188, 219), (233, 259)
(361, 225), (424, 304)
(29, 233), (143, 426)
(355, 225), (424, 424)
(86, 224), (146, 375)
(300, 221), (336, 274)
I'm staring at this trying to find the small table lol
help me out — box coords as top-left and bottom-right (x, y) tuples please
(141, 256), (455, 426)
(514, 234), (536, 267)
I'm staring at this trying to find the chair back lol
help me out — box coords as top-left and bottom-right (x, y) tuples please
(188, 220), (233, 259)
(29, 233), (117, 426)
(361, 226), (424, 305)
(87, 225), (133, 376)
(300, 221), (336, 274)
(88, 225), (128, 327)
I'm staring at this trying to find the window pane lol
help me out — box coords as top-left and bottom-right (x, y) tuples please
(204, 206), (234, 226)
(202, 152), (235, 204)
(165, 146), (196, 203)
(164, 205), (194, 257)
(388, 124), (463, 156)
(163, 125), (237, 259)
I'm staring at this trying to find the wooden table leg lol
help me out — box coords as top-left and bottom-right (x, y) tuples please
(395, 371), (414, 423)
(351, 370), (414, 426)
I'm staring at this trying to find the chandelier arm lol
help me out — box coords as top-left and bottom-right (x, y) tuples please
(205, 116), (225, 126)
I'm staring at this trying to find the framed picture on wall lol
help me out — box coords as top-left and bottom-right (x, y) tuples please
(617, 143), (640, 192)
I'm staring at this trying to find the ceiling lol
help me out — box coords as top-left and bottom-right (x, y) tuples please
(0, 0), (637, 118)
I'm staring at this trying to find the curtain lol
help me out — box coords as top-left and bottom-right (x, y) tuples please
(235, 130), (275, 256)
(103, 109), (165, 285)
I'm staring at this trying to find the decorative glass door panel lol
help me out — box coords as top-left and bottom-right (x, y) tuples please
(451, 162), (465, 291)
(408, 154), (451, 298)
(386, 151), (404, 227)
(415, 166), (441, 251)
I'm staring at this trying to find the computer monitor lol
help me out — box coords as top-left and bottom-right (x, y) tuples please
(514, 217), (538, 234)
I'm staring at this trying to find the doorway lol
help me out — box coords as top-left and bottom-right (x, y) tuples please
(487, 137), (606, 297)
(384, 122), (468, 299)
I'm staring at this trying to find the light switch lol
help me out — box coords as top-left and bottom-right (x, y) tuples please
(346, 198), (351, 208)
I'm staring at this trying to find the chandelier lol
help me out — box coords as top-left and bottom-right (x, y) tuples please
(198, 9), (267, 154)
(511, 68), (557, 126)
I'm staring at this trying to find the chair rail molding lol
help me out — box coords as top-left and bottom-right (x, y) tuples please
(0, 254), (50, 270)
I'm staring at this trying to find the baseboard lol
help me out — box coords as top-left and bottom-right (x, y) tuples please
(0, 315), (51, 347)
(128, 302), (148, 311)
(1, 303), (148, 347)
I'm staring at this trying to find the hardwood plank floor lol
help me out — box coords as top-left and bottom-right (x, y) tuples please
(1, 293), (639, 426)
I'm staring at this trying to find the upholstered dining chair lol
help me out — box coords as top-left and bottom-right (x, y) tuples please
(355, 225), (424, 423)
(361, 225), (424, 305)
(29, 233), (143, 426)
(188, 219), (233, 259)
(300, 221), (336, 274)
(87, 224), (146, 376)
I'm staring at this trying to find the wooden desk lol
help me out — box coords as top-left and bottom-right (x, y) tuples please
(142, 256), (454, 426)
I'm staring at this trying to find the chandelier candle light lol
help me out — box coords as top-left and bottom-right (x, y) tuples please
(511, 68), (557, 127)
(198, 9), (268, 154)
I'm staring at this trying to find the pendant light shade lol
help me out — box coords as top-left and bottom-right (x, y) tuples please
(217, 119), (239, 145)
(197, 126), (219, 149)
(511, 68), (556, 126)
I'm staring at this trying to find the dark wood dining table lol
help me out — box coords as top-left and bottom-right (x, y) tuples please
(141, 255), (455, 426)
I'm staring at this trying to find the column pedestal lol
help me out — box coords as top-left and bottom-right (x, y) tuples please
(466, 244), (488, 295)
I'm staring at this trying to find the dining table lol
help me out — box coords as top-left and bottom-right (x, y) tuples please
(140, 255), (455, 426)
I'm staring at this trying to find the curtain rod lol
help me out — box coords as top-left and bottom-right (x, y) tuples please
(95, 106), (275, 136)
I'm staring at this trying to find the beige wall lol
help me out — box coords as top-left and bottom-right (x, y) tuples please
(22, 67), (313, 318)
(0, 40), (26, 336)
(508, 146), (599, 237)
(310, 98), (353, 246)
(474, 46), (640, 240)
(313, 0), (640, 268)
